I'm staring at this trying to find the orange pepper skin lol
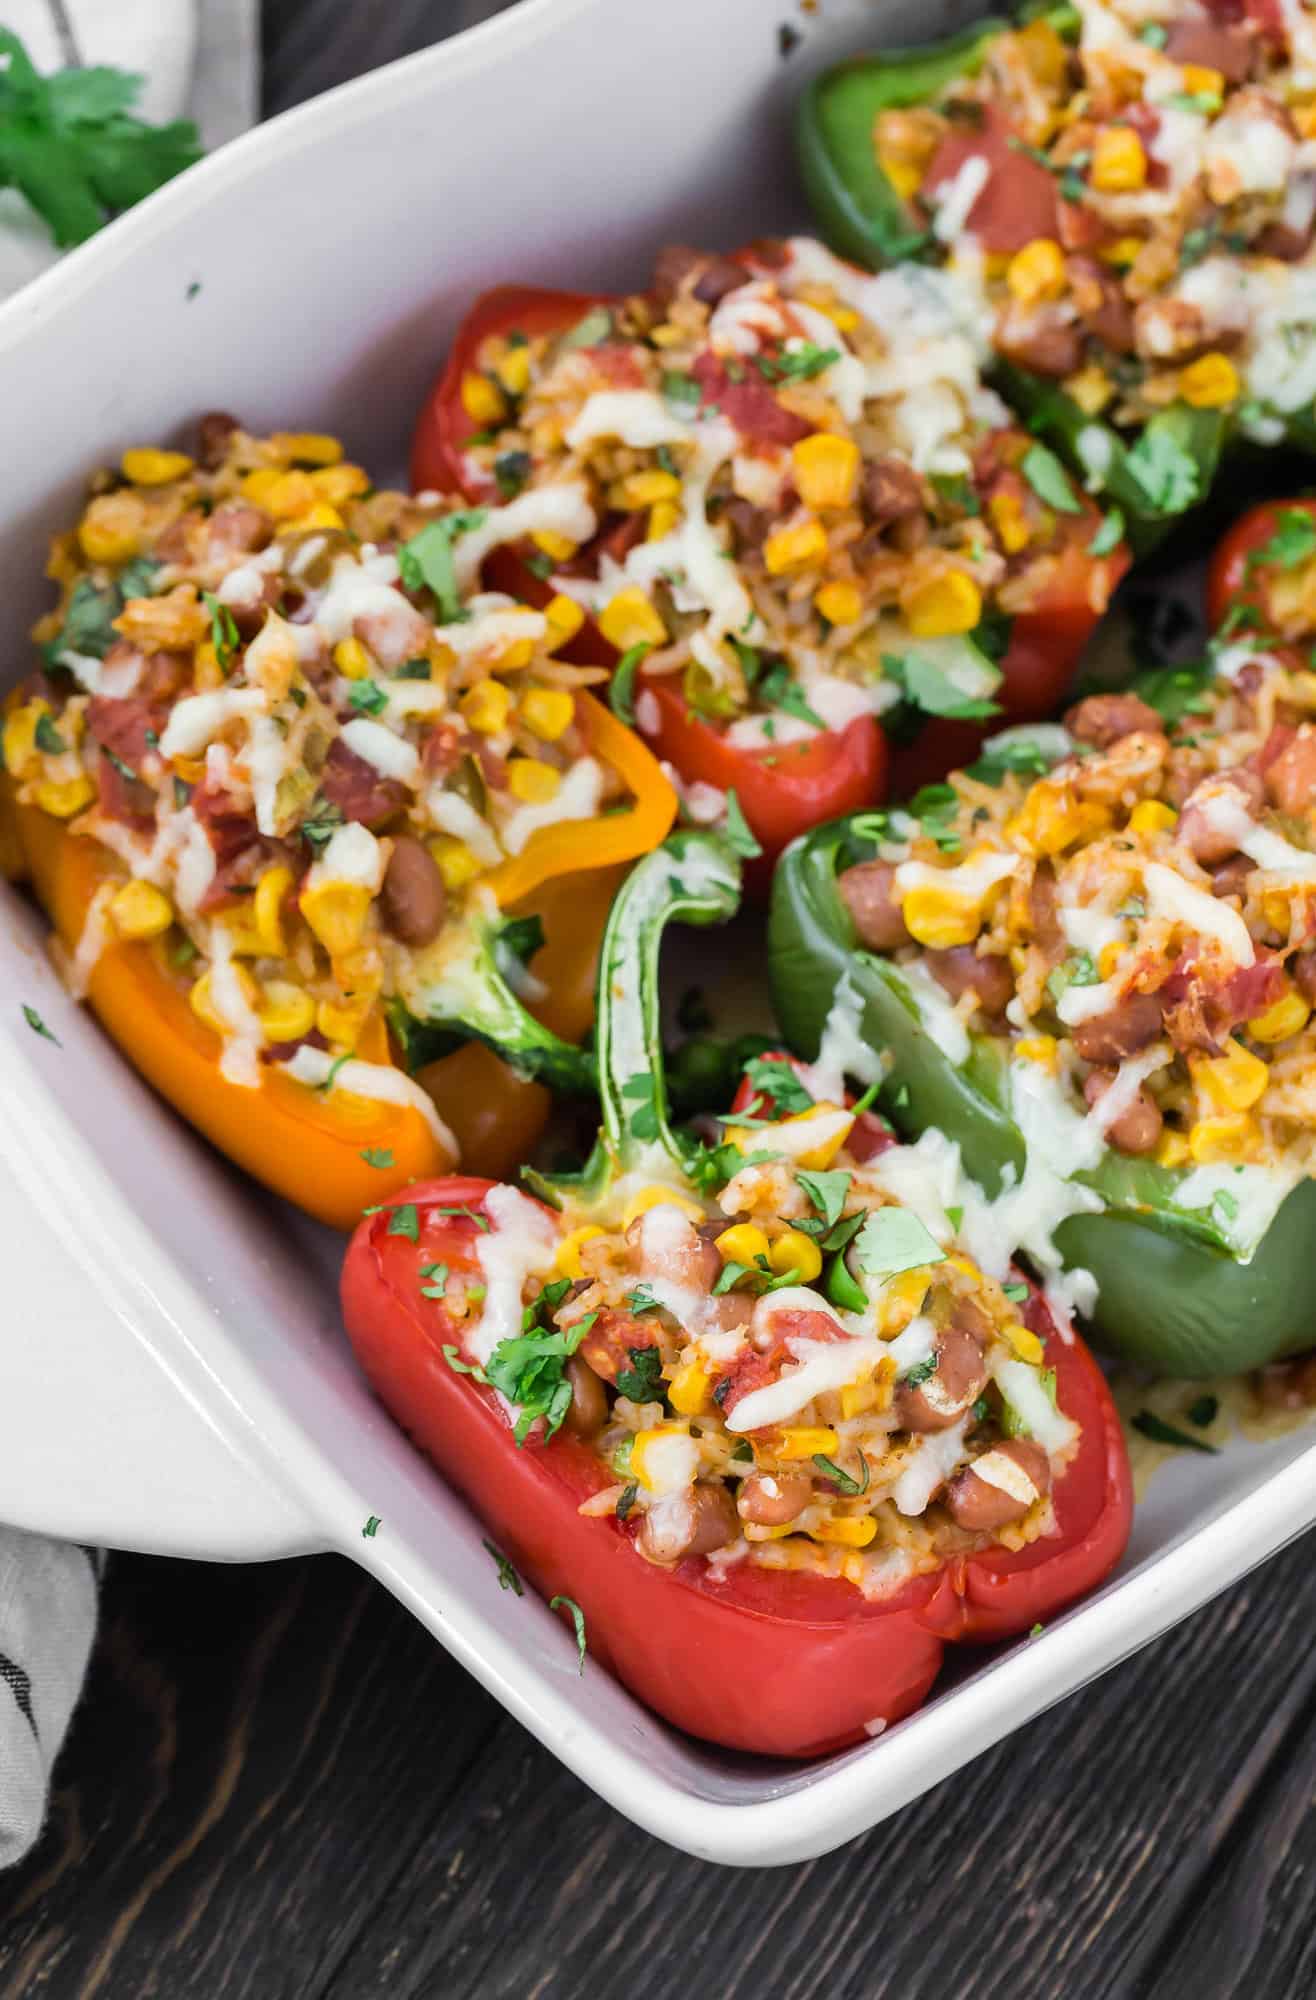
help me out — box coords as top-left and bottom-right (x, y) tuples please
(13, 796), (453, 1229)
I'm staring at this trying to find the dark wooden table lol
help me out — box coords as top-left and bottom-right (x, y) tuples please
(0, 9), (1312, 1996)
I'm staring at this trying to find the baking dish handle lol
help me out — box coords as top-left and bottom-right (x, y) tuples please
(0, 1166), (318, 1560)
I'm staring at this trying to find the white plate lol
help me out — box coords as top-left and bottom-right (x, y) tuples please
(0, 0), (1311, 1867)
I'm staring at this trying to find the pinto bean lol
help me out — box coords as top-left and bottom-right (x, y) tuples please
(1211, 854), (1255, 902)
(1083, 1066), (1164, 1154)
(625, 1208), (720, 1292)
(1064, 693), (1165, 750)
(722, 498), (770, 553)
(380, 835), (448, 946)
(650, 245), (746, 309)
(636, 1483), (739, 1564)
(895, 1321), (989, 1434)
(1178, 767), (1267, 864)
(1164, 18), (1254, 82)
(995, 305), (1086, 380)
(836, 860), (910, 951)
(1070, 989), (1164, 1064)
(1263, 724), (1316, 818)
(926, 946), (1014, 1018)
(737, 1468), (813, 1526)
(205, 502), (272, 560)
(1029, 861), (1064, 958)
(197, 409), (240, 468)
(1066, 257), (1137, 355)
(562, 1356), (608, 1439)
(1292, 948), (1316, 1006)
(947, 1438), (1051, 1532)
(862, 455), (925, 523)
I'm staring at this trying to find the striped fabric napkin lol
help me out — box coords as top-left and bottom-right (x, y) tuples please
(0, 0), (256, 1865)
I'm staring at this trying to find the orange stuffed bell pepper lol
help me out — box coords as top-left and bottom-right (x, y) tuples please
(4, 416), (675, 1228)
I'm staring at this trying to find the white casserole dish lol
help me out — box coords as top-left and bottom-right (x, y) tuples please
(0, 0), (1312, 1866)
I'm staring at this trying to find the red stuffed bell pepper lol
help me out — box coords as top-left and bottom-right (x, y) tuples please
(342, 832), (1132, 1756)
(411, 241), (1127, 850)
(1207, 498), (1316, 641)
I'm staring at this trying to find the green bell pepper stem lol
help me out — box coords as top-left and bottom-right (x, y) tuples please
(768, 816), (1316, 1375)
(395, 907), (595, 1097)
(527, 830), (743, 1209)
(795, 7), (1078, 270)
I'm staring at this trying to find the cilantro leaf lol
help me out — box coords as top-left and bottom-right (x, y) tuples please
(348, 679), (389, 717)
(398, 512), (487, 624)
(1089, 508), (1125, 558)
(493, 449), (531, 498)
(362, 1514), (382, 1538)
(1045, 951), (1100, 1005)
(661, 369), (702, 411)
(34, 713), (66, 755)
(360, 1147), (395, 1169)
(754, 342), (839, 383)
(1131, 1410), (1219, 1454)
(854, 1207), (946, 1281)
(299, 796), (345, 856)
(885, 650), (1002, 722)
(21, 1003), (60, 1045)
(202, 590), (239, 670)
(626, 1284), (662, 1315)
(1245, 507), (1316, 577)
(741, 1054), (813, 1115)
(797, 1168), (853, 1233)
(757, 661), (825, 729)
(621, 1072), (660, 1142)
(615, 1344), (664, 1402)
(386, 1203), (419, 1242)
(721, 789), (762, 860)
(813, 1449), (869, 1495)
(1021, 444), (1082, 515)
(483, 1539), (524, 1593)
(486, 1312), (594, 1444)
(1124, 427), (1201, 516)
(549, 1594), (588, 1672)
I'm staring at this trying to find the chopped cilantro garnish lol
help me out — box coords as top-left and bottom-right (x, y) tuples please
(21, 1003), (60, 1045)
(626, 1284), (662, 1316)
(398, 511), (487, 624)
(901, 1354), (938, 1389)
(1245, 508), (1316, 577)
(854, 1207), (945, 1282)
(484, 1539), (524, 1594)
(754, 341), (839, 383)
(34, 713), (66, 754)
(1089, 508), (1125, 558)
(1124, 427), (1201, 515)
(549, 1593), (588, 1672)
(609, 642), (649, 728)
(797, 1168), (852, 1233)
(493, 449), (531, 498)
(348, 678), (389, 716)
(362, 1514), (382, 1538)
(360, 1147), (395, 1169)
(721, 788), (762, 860)
(386, 1203), (419, 1242)
(1046, 951), (1100, 1005)
(1187, 1393), (1219, 1427)
(441, 1344), (488, 1379)
(885, 651), (1001, 722)
(202, 591), (240, 670)
(1021, 444), (1082, 515)
(394, 657), (431, 680)
(813, 1450), (869, 1495)
(1131, 1410), (1219, 1454)
(486, 1299), (596, 1444)
(419, 1260), (449, 1298)
(299, 796), (345, 856)
(742, 1054), (813, 1114)
(615, 1344), (665, 1402)
(660, 369), (702, 411)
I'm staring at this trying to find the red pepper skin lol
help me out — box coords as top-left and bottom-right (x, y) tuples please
(342, 1180), (1133, 1758)
(1206, 498), (1316, 634)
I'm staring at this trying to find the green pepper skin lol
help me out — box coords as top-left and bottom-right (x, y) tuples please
(794, 18), (1261, 542)
(768, 817), (1316, 1376)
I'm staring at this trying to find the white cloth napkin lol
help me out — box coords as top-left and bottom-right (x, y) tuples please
(0, 0), (257, 1866)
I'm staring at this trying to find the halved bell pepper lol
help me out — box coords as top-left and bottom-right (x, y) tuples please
(795, 14), (1235, 546)
(768, 813), (1316, 1377)
(342, 830), (1131, 1755)
(1206, 498), (1316, 637)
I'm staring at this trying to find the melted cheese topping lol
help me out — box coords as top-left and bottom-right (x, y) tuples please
(1144, 860), (1254, 963)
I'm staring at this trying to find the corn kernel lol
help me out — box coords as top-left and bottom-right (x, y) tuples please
(506, 756), (561, 804)
(241, 468), (283, 507)
(2, 700), (48, 778)
(612, 468), (682, 510)
(1129, 798), (1177, 835)
(1002, 1321), (1046, 1365)
(531, 528), (578, 563)
(1006, 238), (1067, 306)
(1065, 365), (1114, 416)
(1096, 236), (1143, 267)
(989, 489), (1030, 556)
(1098, 940), (1123, 980)
(299, 880), (372, 958)
(791, 433), (861, 511)
(1188, 1112), (1260, 1164)
(251, 865), (292, 957)
(542, 594), (585, 654)
(554, 1225), (604, 1279)
(904, 569), (982, 639)
(460, 370), (507, 426)
(264, 471), (317, 521)
(1248, 986), (1311, 1044)
(256, 981), (316, 1042)
(841, 1375), (881, 1421)
(428, 837), (483, 890)
(876, 1268), (930, 1335)
(78, 495), (142, 565)
(310, 462), (370, 504)
(1194, 1037), (1269, 1112)
(948, 1253), (983, 1282)
(647, 500), (681, 542)
(1090, 125), (1147, 193)
(1155, 1130), (1191, 1169)
(1262, 889), (1294, 935)
(190, 963), (258, 1038)
(810, 1515), (877, 1547)
(621, 1184), (704, 1228)
(521, 687), (575, 742)
(316, 993), (373, 1048)
(815, 580), (863, 627)
(121, 447), (193, 486)
(1178, 352), (1239, 410)
(668, 1360), (712, 1416)
(902, 884), (981, 949)
(774, 1426), (839, 1461)
(878, 148), (923, 199)
(743, 1522), (798, 1542)
(767, 1229), (824, 1283)
(631, 1424), (693, 1492)
(1016, 1034), (1059, 1072)
(272, 431), (343, 466)
(1181, 63), (1224, 95)
(1006, 782), (1111, 857)
(34, 774), (95, 818)
(492, 636), (536, 673)
(598, 586), (667, 650)
(494, 346), (532, 397)
(778, 1101), (855, 1170)
(715, 1222), (771, 1266)
(763, 517), (829, 575)
(290, 502), (345, 533)
(333, 637), (374, 681)
(109, 879), (173, 939)
(461, 677), (513, 735)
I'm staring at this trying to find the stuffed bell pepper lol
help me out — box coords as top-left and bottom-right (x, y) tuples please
(342, 830), (1131, 1756)
(770, 634), (1316, 1375)
(798, 0), (1316, 541)
(410, 238), (1129, 851)
(2, 417), (675, 1226)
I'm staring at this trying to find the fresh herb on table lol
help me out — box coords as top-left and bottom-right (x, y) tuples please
(362, 1515), (382, 1538)
(1131, 1410), (1220, 1454)
(549, 1594), (588, 1672)
(0, 29), (202, 248)
(484, 1540), (524, 1594)
(21, 1003), (60, 1045)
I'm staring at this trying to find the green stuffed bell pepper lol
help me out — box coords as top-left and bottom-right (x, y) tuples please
(795, 0), (1311, 546)
(767, 674), (1316, 1378)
